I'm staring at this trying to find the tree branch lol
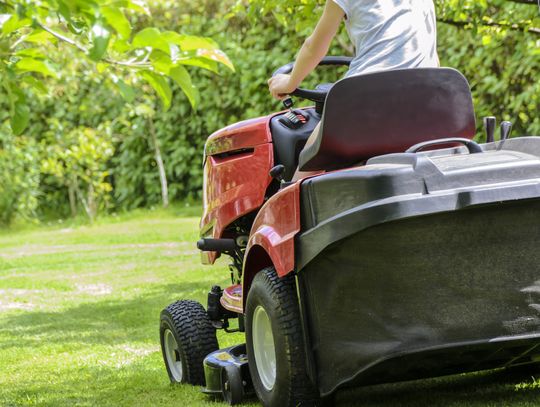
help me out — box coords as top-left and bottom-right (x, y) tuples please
(37, 23), (88, 53)
(36, 22), (152, 69)
(438, 18), (540, 36)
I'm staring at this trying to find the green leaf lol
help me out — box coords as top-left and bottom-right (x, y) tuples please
(15, 48), (47, 59)
(111, 0), (150, 15)
(101, 6), (131, 39)
(111, 38), (131, 53)
(116, 79), (136, 103)
(23, 29), (57, 45)
(0, 14), (11, 30)
(162, 32), (218, 51)
(132, 27), (170, 55)
(67, 20), (85, 35)
(169, 65), (199, 108)
(2, 14), (31, 35)
(175, 56), (218, 73)
(196, 49), (235, 72)
(129, 0), (151, 14)
(88, 23), (111, 61)
(11, 102), (30, 135)
(22, 76), (48, 94)
(95, 62), (108, 73)
(149, 50), (173, 74)
(140, 71), (172, 110)
(16, 57), (56, 77)
(70, 0), (99, 15)
(162, 32), (234, 71)
(56, 0), (72, 24)
(272, 10), (289, 27)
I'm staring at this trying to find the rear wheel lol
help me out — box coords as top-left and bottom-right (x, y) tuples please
(160, 300), (218, 385)
(246, 267), (319, 407)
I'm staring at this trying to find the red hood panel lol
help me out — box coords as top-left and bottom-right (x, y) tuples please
(200, 115), (274, 264)
(205, 115), (272, 157)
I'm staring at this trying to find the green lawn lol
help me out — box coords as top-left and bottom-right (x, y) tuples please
(0, 208), (539, 406)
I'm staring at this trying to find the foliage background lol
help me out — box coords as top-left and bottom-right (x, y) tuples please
(0, 0), (539, 224)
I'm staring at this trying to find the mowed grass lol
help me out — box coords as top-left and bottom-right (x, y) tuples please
(0, 207), (539, 406)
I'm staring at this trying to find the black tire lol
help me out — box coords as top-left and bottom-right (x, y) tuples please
(245, 267), (319, 407)
(160, 300), (218, 385)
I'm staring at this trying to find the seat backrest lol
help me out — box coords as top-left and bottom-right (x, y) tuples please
(298, 68), (476, 171)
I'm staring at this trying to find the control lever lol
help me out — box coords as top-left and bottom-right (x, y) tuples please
(270, 165), (286, 182)
(500, 121), (513, 141)
(483, 116), (496, 143)
(279, 97), (308, 129)
(282, 97), (294, 111)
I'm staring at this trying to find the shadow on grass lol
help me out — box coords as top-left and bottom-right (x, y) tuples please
(2, 283), (540, 406)
(4, 357), (539, 407)
(0, 282), (207, 349)
(338, 366), (540, 406)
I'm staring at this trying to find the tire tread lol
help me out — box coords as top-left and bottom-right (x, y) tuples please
(160, 300), (218, 385)
(248, 267), (319, 406)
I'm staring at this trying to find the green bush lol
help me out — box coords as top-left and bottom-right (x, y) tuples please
(0, 131), (40, 225)
(438, 23), (540, 138)
(1, 0), (539, 221)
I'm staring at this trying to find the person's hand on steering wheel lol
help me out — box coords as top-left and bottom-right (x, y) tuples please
(266, 1), (345, 101)
(268, 74), (298, 100)
(269, 57), (352, 108)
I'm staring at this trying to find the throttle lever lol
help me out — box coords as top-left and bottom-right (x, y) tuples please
(500, 121), (513, 141)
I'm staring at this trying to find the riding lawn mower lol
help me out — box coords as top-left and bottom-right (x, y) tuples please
(159, 50), (540, 407)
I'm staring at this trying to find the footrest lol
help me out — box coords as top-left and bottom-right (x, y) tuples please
(220, 284), (243, 314)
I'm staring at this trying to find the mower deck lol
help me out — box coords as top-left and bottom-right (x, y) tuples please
(298, 197), (540, 394)
(202, 344), (253, 403)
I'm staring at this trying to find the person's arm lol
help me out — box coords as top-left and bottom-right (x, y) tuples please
(268, 0), (345, 100)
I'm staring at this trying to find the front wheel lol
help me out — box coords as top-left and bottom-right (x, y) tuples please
(160, 300), (218, 385)
(245, 267), (319, 407)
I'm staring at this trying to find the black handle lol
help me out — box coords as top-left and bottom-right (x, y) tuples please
(269, 164), (285, 182)
(272, 56), (353, 77)
(197, 238), (237, 253)
(272, 56), (353, 102)
(483, 116), (496, 143)
(406, 138), (483, 154)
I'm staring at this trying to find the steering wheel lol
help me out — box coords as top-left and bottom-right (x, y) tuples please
(272, 56), (353, 103)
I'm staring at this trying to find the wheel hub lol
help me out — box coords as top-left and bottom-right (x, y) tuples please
(252, 305), (277, 391)
(164, 329), (184, 382)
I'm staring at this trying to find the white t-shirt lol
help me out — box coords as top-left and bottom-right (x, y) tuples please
(332, 0), (439, 76)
